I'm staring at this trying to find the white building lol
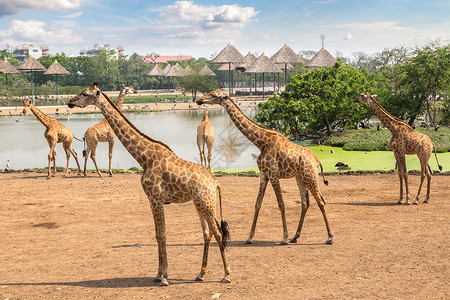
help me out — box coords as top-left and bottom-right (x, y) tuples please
(79, 44), (124, 58)
(13, 43), (49, 62)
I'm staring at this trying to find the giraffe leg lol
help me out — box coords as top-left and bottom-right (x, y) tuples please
(149, 200), (169, 286)
(414, 158), (429, 205)
(69, 147), (82, 175)
(205, 213), (231, 283)
(83, 143), (90, 176)
(207, 141), (213, 169)
(290, 178), (310, 243)
(394, 153), (406, 204)
(194, 215), (212, 281)
(246, 173), (269, 244)
(424, 164), (432, 203)
(47, 142), (57, 179)
(309, 185), (334, 244)
(269, 177), (289, 245)
(63, 144), (71, 177)
(89, 142), (102, 177)
(108, 140), (115, 176)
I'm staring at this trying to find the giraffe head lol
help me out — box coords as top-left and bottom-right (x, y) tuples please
(196, 87), (228, 106)
(22, 98), (31, 115)
(121, 85), (138, 95)
(356, 91), (376, 104)
(68, 82), (102, 108)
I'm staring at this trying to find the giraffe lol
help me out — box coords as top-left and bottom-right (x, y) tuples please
(23, 98), (82, 178)
(197, 112), (214, 168)
(356, 91), (442, 205)
(82, 85), (137, 177)
(68, 82), (231, 286)
(197, 87), (333, 245)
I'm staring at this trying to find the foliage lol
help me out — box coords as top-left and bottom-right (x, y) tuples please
(325, 127), (450, 152)
(255, 61), (389, 139)
(178, 62), (218, 101)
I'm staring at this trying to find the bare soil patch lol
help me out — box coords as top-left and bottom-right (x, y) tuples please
(1, 172), (449, 299)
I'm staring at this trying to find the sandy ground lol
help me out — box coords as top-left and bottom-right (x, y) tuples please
(1, 172), (449, 299)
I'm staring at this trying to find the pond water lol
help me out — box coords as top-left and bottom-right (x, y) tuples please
(0, 108), (261, 170)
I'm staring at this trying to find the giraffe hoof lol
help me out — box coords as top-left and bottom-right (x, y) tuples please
(194, 275), (204, 282)
(280, 240), (288, 245)
(326, 235), (334, 244)
(412, 201), (419, 205)
(396, 200), (402, 204)
(221, 276), (231, 283)
(245, 238), (253, 244)
(423, 200), (429, 203)
(289, 238), (298, 243)
(405, 202), (411, 205)
(159, 278), (169, 286)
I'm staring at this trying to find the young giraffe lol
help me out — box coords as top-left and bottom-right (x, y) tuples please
(68, 82), (231, 286)
(197, 112), (214, 168)
(197, 87), (333, 245)
(356, 91), (442, 204)
(83, 85), (137, 177)
(23, 98), (82, 178)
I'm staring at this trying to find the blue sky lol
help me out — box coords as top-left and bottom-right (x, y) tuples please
(0, 0), (449, 59)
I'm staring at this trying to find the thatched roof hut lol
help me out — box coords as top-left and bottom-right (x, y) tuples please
(271, 44), (304, 64)
(43, 60), (69, 75)
(306, 47), (337, 68)
(211, 43), (245, 64)
(0, 59), (19, 74)
(245, 53), (282, 74)
(18, 56), (47, 72)
(148, 64), (165, 76)
(199, 65), (215, 76)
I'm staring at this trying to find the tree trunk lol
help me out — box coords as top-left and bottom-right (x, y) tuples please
(323, 113), (332, 136)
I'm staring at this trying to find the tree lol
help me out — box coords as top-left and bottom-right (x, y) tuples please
(178, 63), (218, 101)
(255, 61), (389, 139)
(390, 41), (449, 125)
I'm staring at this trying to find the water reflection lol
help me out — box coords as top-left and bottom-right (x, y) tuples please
(0, 107), (259, 170)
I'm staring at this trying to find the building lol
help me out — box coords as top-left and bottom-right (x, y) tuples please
(13, 43), (49, 62)
(79, 44), (124, 58)
(142, 55), (193, 64)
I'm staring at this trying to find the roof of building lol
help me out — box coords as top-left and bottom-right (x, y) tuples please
(142, 55), (193, 64)
(306, 47), (337, 68)
(43, 60), (69, 75)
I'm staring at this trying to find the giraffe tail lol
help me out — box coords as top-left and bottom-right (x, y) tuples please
(433, 143), (442, 171)
(319, 161), (329, 186)
(74, 136), (83, 142)
(217, 184), (229, 248)
(82, 137), (86, 157)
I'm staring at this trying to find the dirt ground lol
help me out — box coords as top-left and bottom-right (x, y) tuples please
(1, 172), (449, 299)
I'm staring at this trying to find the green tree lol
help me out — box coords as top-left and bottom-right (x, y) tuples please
(390, 41), (449, 125)
(255, 61), (389, 139)
(178, 62), (218, 101)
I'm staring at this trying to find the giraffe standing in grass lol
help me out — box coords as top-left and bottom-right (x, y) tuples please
(83, 85), (137, 176)
(23, 98), (82, 178)
(197, 87), (333, 245)
(356, 91), (442, 204)
(68, 82), (230, 286)
(197, 112), (214, 169)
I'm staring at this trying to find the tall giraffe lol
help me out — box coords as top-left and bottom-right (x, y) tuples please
(356, 91), (442, 204)
(23, 98), (82, 178)
(68, 82), (231, 286)
(83, 85), (137, 177)
(197, 112), (214, 168)
(197, 87), (333, 245)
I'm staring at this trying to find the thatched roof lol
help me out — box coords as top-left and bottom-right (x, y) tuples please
(43, 60), (69, 75)
(245, 53), (282, 74)
(271, 44), (304, 64)
(218, 63), (237, 71)
(276, 62), (293, 70)
(184, 65), (194, 75)
(0, 59), (19, 74)
(199, 65), (216, 76)
(211, 43), (245, 64)
(234, 51), (257, 70)
(148, 64), (165, 76)
(164, 63), (183, 77)
(172, 63), (186, 75)
(306, 47), (337, 68)
(18, 56), (47, 72)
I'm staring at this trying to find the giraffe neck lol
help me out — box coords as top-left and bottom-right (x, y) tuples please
(115, 89), (127, 110)
(96, 92), (174, 168)
(368, 98), (406, 132)
(29, 104), (54, 128)
(221, 97), (275, 149)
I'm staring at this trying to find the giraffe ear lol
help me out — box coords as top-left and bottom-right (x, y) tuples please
(372, 94), (377, 98)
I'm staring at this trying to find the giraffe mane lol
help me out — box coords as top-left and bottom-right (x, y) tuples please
(224, 94), (281, 135)
(368, 94), (412, 129)
(100, 91), (174, 153)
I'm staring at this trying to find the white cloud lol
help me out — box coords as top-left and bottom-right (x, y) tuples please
(324, 21), (412, 32)
(0, 0), (84, 17)
(159, 1), (259, 30)
(0, 19), (82, 45)
(61, 11), (83, 19)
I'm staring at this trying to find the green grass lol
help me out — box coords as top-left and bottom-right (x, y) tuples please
(326, 127), (449, 153)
